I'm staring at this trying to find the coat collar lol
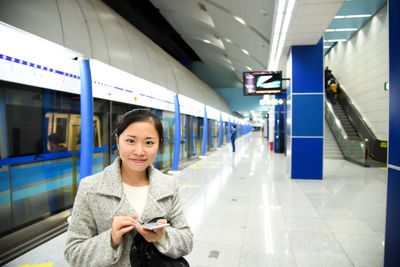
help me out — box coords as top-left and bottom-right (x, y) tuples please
(97, 157), (174, 202)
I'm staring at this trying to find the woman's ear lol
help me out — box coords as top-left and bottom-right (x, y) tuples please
(115, 134), (119, 149)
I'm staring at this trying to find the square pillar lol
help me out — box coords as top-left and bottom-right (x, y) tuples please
(385, 0), (400, 265)
(287, 39), (324, 179)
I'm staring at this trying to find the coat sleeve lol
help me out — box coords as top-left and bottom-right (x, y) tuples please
(64, 180), (123, 266)
(153, 179), (193, 259)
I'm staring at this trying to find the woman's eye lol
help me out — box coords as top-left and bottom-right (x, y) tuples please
(127, 139), (135, 143)
(145, 141), (154, 145)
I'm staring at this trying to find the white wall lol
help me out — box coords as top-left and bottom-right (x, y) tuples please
(324, 4), (389, 140)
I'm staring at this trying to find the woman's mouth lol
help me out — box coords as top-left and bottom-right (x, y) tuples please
(131, 158), (146, 163)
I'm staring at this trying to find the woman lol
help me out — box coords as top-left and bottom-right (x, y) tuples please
(64, 109), (193, 266)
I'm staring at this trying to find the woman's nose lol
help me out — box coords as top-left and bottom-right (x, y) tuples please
(134, 143), (145, 155)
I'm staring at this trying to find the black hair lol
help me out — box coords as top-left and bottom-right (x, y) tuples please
(232, 125), (237, 129)
(114, 109), (163, 146)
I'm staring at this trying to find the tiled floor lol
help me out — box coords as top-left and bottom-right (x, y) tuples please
(5, 132), (387, 267)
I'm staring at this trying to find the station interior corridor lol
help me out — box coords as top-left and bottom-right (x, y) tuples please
(5, 132), (387, 267)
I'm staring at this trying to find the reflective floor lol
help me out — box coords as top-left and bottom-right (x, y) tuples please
(5, 132), (387, 267)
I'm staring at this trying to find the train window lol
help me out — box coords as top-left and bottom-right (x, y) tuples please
(1, 82), (79, 157)
(55, 118), (67, 144)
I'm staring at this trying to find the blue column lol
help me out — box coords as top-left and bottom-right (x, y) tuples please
(172, 95), (181, 171)
(191, 115), (195, 156)
(78, 58), (93, 181)
(218, 113), (223, 148)
(385, 1), (400, 265)
(201, 106), (208, 156)
(288, 39), (324, 180)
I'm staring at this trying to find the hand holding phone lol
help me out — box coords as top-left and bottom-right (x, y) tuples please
(141, 222), (170, 230)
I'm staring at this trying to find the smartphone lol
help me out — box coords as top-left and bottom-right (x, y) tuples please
(141, 222), (170, 230)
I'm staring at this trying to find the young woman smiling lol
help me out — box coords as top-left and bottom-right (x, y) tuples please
(65, 109), (193, 266)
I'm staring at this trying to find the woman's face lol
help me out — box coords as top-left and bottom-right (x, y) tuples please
(116, 120), (159, 174)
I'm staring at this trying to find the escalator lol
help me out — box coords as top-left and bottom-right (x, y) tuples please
(325, 74), (387, 167)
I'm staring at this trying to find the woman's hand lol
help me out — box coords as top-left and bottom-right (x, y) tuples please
(111, 215), (139, 248)
(134, 219), (168, 243)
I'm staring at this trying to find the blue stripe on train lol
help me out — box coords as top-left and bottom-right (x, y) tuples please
(0, 156), (104, 192)
(0, 165), (103, 205)
(0, 150), (172, 203)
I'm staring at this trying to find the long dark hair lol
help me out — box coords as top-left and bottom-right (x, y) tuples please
(114, 109), (164, 146)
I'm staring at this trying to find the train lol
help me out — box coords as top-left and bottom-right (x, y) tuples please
(0, 15), (251, 256)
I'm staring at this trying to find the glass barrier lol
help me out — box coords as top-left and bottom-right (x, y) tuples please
(325, 101), (367, 165)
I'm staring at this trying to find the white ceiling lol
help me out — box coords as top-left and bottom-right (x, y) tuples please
(150, 0), (345, 81)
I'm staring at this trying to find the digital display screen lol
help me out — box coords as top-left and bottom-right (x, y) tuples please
(243, 71), (282, 95)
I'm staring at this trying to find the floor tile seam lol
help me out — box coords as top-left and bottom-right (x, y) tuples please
(237, 177), (259, 264)
(330, 230), (363, 266)
(284, 231), (304, 267)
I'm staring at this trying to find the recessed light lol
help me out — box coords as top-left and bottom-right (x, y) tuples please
(197, 3), (207, 12)
(260, 9), (269, 16)
(233, 16), (246, 25)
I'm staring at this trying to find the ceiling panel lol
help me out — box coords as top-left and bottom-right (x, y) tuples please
(147, 0), (385, 86)
(323, 0), (387, 53)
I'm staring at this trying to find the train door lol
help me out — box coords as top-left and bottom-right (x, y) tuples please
(192, 116), (200, 156)
(182, 115), (192, 160)
(198, 117), (204, 154)
(212, 120), (218, 148)
(46, 113), (69, 152)
(179, 114), (188, 163)
(207, 120), (212, 150)
(67, 114), (101, 150)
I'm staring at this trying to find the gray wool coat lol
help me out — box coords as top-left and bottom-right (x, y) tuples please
(64, 158), (193, 266)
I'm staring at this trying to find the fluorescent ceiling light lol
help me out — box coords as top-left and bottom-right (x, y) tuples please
(246, 66), (252, 71)
(324, 46), (331, 48)
(268, 0), (286, 70)
(324, 39), (347, 42)
(325, 28), (358, 32)
(203, 39), (211, 44)
(274, 0), (296, 70)
(335, 14), (371, 19)
(241, 48), (249, 55)
(225, 38), (232, 43)
(233, 16), (247, 25)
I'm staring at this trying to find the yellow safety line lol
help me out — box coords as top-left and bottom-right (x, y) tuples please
(20, 263), (54, 267)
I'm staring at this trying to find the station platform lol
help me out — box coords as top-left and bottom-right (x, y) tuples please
(4, 132), (386, 267)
